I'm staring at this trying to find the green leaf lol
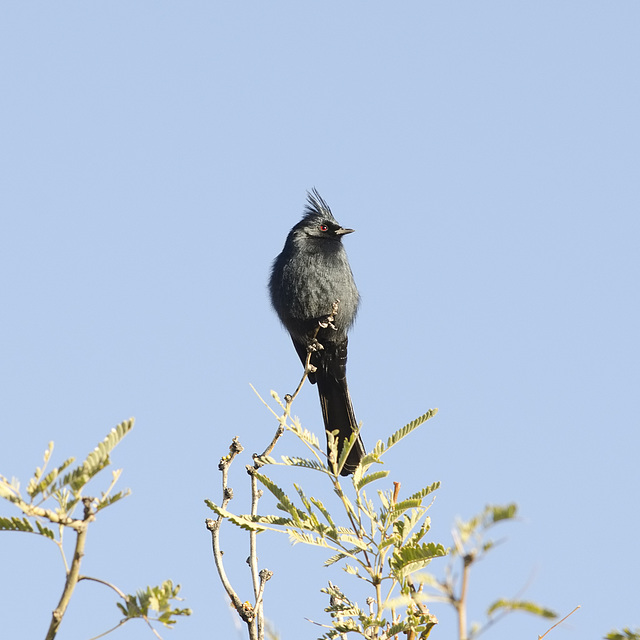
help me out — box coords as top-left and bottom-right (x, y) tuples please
(390, 542), (447, 578)
(254, 514), (297, 527)
(385, 409), (438, 453)
(488, 599), (556, 619)
(333, 619), (361, 633)
(204, 501), (267, 532)
(294, 484), (322, 529)
(59, 419), (134, 492)
(309, 496), (336, 528)
(0, 516), (35, 533)
(280, 456), (326, 472)
(389, 498), (423, 521)
(359, 449), (382, 469)
(253, 473), (300, 522)
(605, 629), (640, 640)
(407, 481), (441, 503)
(27, 457), (75, 499)
(337, 533), (370, 552)
(378, 533), (401, 551)
(335, 428), (363, 476)
(287, 529), (332, 547)
(117, 580), (191, 627)
(402, 519), (431, 549)
(253, 455), (277, 466)
(355, 470), (390, 491)
(26, 442), (54, 496)
(343, 563), (362, 577)
(286, 421), (321, 449)
(35, 520), (56, 539)
(324, 551), (349, 566)
(323, 545), (365, 566)
(386, 621), (409, 636)
(95, 489), (131, 512)
(488, 503), (517, 523)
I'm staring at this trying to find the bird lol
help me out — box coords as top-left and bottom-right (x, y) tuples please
(269, 189), (365, 476)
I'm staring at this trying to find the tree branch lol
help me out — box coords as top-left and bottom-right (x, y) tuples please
(206, 438), (256, 629)
(45, 498), (95, 640)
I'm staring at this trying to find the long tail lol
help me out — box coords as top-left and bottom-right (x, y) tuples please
(314, 339), (365, 476)
(293, 336), (365, 475)
(316, 370), (365, 475)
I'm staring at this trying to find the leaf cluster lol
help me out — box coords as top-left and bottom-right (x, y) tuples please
(0, 418), (134, 535)
(418, 504), (557, 640)
(207, 407), (444, 639)
(1, 419), (190, 639)
(116, 580), (192, 628)
(606, 629), (640, 640)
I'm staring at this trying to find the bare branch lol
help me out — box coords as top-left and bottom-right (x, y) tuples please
(538, 606), (580, 639)
(206, 438), (256, 631)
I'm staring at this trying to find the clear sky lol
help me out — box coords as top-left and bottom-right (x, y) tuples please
(1, 3), (638, 639)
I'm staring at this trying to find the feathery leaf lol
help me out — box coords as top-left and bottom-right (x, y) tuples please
(487, 598), (556, 618)
(385, 409), (438, 453)
(355, 470), (390, 491)
(0, 515), (35, 533)
(390, 542), (447, 578)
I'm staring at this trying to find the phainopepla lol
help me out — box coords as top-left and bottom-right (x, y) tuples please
(269, 189), (365, 476)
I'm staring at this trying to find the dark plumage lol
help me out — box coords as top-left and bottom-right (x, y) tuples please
(269, 189), (365, 475)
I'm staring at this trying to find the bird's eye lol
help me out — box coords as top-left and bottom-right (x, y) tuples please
(319, 224), (329, 232)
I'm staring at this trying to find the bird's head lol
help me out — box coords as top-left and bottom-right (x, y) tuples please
(293, 188), (355, 240)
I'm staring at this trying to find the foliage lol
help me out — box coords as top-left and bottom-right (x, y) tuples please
(207, 395), (445, 639)
(116, 580), (191, 629)
(606, 630), (640, 640)
(0, 419), (190, 639)
(418, 504), (557, 639)
(207, 379), (574, 640)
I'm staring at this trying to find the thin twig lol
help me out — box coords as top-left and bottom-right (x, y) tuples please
(80, 575), (172, 640)
(249, 469), (262, 639)
(538, 605), (581, 639)
(249, 384), (282, 420)
(206, 438), (256, 633)
(254, 569), (273, 612)
(285, 339), (316, 406)
(78, 575), (128, 599)
(85, 619), (128, 640)
(55, 525), (69, 574)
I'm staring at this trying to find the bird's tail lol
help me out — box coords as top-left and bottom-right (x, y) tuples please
(316, 370), (366, 476)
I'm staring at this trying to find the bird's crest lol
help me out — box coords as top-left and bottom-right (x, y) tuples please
(303, 188), (336, 222)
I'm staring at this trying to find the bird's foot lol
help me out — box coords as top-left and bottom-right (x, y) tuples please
(307, 338), (324, 353)
(317, 316), (336, 330)
(317, 300), (340, 331)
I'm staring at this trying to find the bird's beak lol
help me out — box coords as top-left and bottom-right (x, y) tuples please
(335, 227), (355, 236)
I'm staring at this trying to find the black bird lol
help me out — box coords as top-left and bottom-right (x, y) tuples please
(269, 189), (365, 476)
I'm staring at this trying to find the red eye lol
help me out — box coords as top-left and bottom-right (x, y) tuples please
(319, 224), (328, 232)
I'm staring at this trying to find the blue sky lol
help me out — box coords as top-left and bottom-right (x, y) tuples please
(1, 2), (638, 639)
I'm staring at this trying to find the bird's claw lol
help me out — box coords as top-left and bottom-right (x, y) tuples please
(317, 299), (340, 331)
(318, 316), (337, 330)
(307, 338), (324, 353)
